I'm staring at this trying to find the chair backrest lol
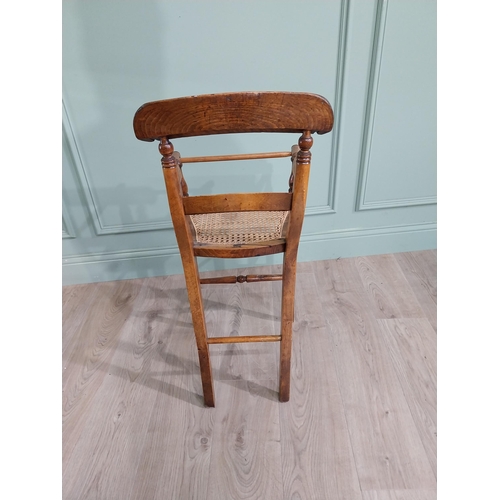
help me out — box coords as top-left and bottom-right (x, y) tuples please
(133, 91), (333, 141)
(133, 91), (333, 258)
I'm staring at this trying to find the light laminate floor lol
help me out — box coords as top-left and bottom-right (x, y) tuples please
(62, 251), (437, 500)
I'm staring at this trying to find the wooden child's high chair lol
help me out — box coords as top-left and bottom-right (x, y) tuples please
(133, 91), (333, 406)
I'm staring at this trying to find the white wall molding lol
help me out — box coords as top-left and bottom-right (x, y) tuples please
(314, 0), (349, 216)
(62, 199), (76, 239)
(302, 221), (436, 242)
(358, 195), (437, 211)
(63, 244), (180, 266)
(63, 98), (174, 235)
(355, 0), (389, 212)
(354, 0), (436, 212)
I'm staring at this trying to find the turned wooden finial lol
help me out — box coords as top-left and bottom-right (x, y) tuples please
(298, 131), (313, 151)
(297, 131), (313, 165)
(159, 137), (176, 168)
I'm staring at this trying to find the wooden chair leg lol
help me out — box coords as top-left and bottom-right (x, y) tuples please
(279, 250), (297, 402)
(182, 254), (215, 407)
(161, 153), (215, 407)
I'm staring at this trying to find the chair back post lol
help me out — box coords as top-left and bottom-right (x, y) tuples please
(159, 137), (195, 259)
(278, 131), (313, 402)
(160, 136), (215, 406)
(287, 131), (312, 245)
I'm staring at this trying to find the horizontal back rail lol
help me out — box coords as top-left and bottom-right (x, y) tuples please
(183, 193), (292, 215)
(134, 91), (333, 141)
(180, 151), (292, 163)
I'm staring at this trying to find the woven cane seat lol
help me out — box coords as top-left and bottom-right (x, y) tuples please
(190, 211), (289, 245)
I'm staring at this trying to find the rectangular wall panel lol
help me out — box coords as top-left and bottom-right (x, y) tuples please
(357, 0), (437, 210)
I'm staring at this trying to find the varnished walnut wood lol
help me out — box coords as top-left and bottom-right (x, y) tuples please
(181, 151), (292, 163)
(193, 240), (286, 259)
(207, 335), (281, 344)
(133, 91), (333, 407)
(279, 135), (311, 402)
(133, 92), (333, 141)
(200, 274), (282, 284)
(159, 137), (176, 168)
(296, 131), (313, 165)
(183, 193), (292, 214)
(243, 274), (282, 282)
(163, 154), (215, 407)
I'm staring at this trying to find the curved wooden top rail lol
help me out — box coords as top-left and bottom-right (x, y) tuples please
(133, 91), (334, 141)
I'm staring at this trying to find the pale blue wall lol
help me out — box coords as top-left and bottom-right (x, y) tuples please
(62, 0), (436, 285)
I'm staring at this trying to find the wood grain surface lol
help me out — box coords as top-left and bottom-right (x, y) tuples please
(316, 289), (435, 490)
(62, 280), (140, 467)
(183, 192), (292, 214)
(62, 283), (99, 356)
(362, 490), (436, 500)
(377, 318), (437, 477)
(355, 254), (425, 319)
(152, 100), (328, 405)
(133, 91), (334, 141)
(394, 251), (437, 331)
(63, 252), (437, 499)
(280, 269), (363, 499)
(180, 150), (292, 163)
(206, 379), (283, 499)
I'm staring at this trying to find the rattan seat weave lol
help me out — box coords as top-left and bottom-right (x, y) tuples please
(190, 211), (289, 245)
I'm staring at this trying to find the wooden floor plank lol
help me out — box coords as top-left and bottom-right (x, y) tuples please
(312, 275), (435, 490)
(377, 318), (437, 477)
(127, 274), (214, 500)
(394, 252), (437, 331)
(62, 276), (194, 499)
(62, 279), (142, 466)
(62, 283), (100, 356)
(362, 490), (436, 500)
(63, 282), (93, 309)
(64, 274), (215, 500)
(280, 271), (363, 500)
(313, 257), (366, 292)
(207, 379), (283, 499)
(355, 254), (425, 319)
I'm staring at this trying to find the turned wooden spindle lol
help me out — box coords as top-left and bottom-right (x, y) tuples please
(159, 137), (176, 168)
(289, 134), (310, 193)
(160, 138), (189, 196)
(181, 151), (291, 163)
(199, 274), (283, 284)
(297, 131), (313, 164)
